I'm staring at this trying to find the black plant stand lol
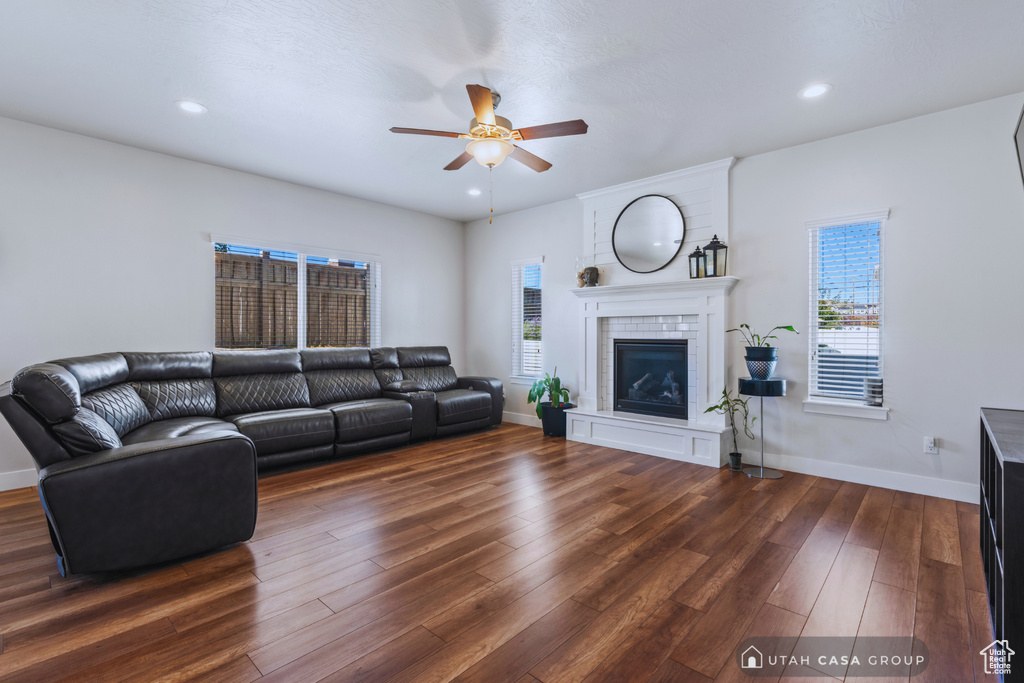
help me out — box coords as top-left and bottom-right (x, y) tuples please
(738, 378), (786, 480)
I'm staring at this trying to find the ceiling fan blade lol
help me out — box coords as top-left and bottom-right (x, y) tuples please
(389, 127), (461, 138)
(510, 145), (552, 172)
(515, 119), (589, 140)
(444, 151), (474, 171)
(466, 84), (496, 126)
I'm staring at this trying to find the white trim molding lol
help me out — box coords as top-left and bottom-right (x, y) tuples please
(502, 411), (541, 427)
(804, 208), (891, 230)
(759, 450), (977, 503)
(0, 469), (37, 493)
(803, 399), (890, 420)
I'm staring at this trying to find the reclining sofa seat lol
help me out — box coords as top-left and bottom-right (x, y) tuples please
(0, 352), (257, 576)
(0, 345), (502, 575)
(371, 346), (504, 437)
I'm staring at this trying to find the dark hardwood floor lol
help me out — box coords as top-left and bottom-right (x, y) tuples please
(0, 424), (991, 681)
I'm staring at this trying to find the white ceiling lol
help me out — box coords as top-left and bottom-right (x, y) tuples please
(2, 1), (1023, 222)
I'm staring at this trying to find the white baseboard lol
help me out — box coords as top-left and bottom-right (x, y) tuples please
(0, 468), (37, 493)
(503, 411), (541, 428)
(760, 451), (977, 504)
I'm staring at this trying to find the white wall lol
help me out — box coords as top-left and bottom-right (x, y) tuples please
(463, 198), (582, 424)
(0, 116), (465, 486)
(730, 92), (1024, 501)
(465, 92), (1024, 501)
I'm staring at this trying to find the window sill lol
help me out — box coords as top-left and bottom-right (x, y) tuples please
(802, 399), (889, 421)
(509, 375), (541, 386)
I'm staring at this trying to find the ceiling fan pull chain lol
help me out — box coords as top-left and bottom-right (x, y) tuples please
(489, 166), (494, 224)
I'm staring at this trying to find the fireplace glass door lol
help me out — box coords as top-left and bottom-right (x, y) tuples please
(614, 340), (688, 419)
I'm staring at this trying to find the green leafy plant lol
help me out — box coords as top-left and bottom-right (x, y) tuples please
(527, 367), (571, 419)
(727, 323), (799, 348)
(704, 386), (756, 454)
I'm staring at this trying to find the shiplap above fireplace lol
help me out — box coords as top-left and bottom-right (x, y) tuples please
(567, 159), (736, 467)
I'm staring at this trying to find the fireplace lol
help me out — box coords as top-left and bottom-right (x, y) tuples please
(614, 340), (688, 419)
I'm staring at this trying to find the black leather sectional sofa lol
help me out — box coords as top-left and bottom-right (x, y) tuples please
(0, 346), (502, 575)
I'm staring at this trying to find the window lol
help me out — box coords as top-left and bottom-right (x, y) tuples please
(511, 257), (543, 380)
(807, 211), (887, 411)
(214, 241), (381, 350)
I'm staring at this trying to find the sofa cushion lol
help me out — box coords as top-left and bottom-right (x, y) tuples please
(324, 398), (413, 442)
(435, 389), (492, 426)
(131, 379), (217, 421)
(124, 351), (213, 380)
(306, 369), (381, 406)
(397, 346), (451, 367)
(401, 366), (458, 392)
(215, 373), (310, 417)
(213, 350), (302, 377)
(301, 348), (373, 371)
(121, 416), (238, 445)
(11, 363), (81, 423)
(51, 408), (122, 456)
(81, 384), (152, 436)
(229, 408), (335, 456)
(370, 347), (402, 386)
(397, 346), (457, 391)
(55, 353), (129, 394)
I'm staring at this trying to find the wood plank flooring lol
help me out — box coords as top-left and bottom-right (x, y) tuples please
(0, 424), (990, 681)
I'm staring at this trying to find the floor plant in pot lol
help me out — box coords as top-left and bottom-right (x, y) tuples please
(705, 387), (756, 471)
(527, 368), (575, 437)
(728, 323), (799, 380)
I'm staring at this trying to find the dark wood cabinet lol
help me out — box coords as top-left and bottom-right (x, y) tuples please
(981, 408), (1024, 677)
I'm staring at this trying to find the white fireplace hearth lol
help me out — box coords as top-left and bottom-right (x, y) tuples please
(567, 277), (738, 467)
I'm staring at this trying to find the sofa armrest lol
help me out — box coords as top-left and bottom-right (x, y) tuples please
(382, 390), (436, 441)
(457, 376), (504, 426)
(39, 431), (257, 575)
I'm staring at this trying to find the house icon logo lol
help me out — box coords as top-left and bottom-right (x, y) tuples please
(741, 645), (763, 669)
(980, 640), (1014, 676)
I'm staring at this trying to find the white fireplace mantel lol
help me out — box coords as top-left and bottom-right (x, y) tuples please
(566, 276), (738, 468)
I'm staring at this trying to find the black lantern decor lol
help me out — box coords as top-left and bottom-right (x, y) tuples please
(703, 235), (728, 277)
(688, 246), (705, 279)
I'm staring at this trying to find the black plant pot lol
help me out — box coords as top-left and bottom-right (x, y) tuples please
(540, 402), (576, 437)
(745, 346), (778, 380)
(729, 452), (743, 472)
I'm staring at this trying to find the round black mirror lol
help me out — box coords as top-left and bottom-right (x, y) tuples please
(611, 195), (686, 273)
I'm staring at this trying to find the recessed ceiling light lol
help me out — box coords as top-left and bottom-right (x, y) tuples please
(799, 84), (832, 99)
(176, 100), (207, 114)
(467, 188), (482, 196)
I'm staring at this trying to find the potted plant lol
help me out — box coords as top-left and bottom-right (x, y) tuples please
(705, 387), (756, 471)
(527, 367), (575, 437)
(727, 323), (799, 380)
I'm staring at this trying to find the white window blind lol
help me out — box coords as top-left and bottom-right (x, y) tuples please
(215, 242), (381, 350)
(807, 211), (886, 402)
(511, 257), (543, 378)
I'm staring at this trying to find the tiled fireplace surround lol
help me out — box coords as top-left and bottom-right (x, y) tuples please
(567, 278), (738, 468)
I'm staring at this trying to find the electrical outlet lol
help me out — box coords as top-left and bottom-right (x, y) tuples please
(923, 436), (939, 454)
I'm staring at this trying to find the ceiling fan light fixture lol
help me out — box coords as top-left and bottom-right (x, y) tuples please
(466, 138), (513, 168)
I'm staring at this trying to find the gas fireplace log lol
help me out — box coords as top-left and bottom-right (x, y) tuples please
(632, 373), (654, 390)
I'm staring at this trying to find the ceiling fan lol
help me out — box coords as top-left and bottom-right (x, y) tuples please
(390, 84), (588, 173)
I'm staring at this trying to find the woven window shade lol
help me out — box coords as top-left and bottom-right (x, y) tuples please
(808, 218), (884, 401)
(511, 260), (543, 378)
(215, 245), (298, 349)
(305, 256), (371, 348)
(215, 243), (380, 350)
